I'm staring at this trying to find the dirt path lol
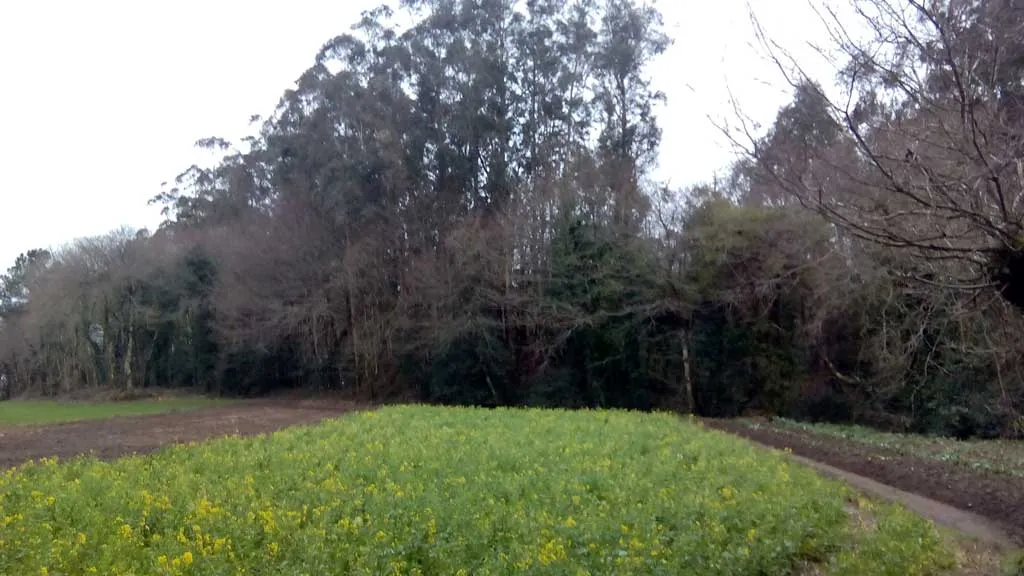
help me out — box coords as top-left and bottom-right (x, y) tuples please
(789, 452), (1017, 549)
(0, 398), (364, 469)
(704, 419), (1024, 548)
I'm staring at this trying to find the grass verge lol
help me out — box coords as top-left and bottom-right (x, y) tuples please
(759, 418), (1024, 478)
(0, 396), (229, 426)
(0, 406), (955, 574)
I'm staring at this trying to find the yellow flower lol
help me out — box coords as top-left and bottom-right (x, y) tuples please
(182, 551), (194, 566)
(257, 509), (276, 532)
(563, 516), (577, 528)
(538, 539), (567, 565)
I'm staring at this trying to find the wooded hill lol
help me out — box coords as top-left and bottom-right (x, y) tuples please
(2, 0), (1023, 439)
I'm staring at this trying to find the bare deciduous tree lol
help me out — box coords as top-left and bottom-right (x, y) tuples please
(733, 0), (1024, 306)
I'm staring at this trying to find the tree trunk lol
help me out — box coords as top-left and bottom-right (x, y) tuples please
(104, 303), (114, 387)
(682, 329), (695, 414)
(123, 304), (134, 391)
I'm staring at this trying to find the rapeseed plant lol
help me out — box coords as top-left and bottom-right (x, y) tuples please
(0, 406), (952, 575)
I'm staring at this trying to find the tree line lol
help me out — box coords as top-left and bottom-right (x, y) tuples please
(2, 0), (1022, 438)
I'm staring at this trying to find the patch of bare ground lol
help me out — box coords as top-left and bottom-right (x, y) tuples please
(0, 398), (367, 469)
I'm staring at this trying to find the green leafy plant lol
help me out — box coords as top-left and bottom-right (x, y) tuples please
(766, 418), (1024, 478)
(0, 406), (953, 574)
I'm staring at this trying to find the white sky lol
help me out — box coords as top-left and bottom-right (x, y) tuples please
(0, 0), (839, 271)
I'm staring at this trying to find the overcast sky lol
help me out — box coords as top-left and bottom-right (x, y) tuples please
(0, 0), (838, 271)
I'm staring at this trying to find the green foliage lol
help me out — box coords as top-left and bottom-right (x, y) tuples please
(0, 406), (952, 575)
(765, 418), (1024, 478)
(419, 319), (514, 407)
(536, 217), (680, 409)
(1004, 550), (1024, 576)
(0, 397), (229, 426)
(0, 249), (51, 319)
(828, 497), (954, 576)
(2, 0), (1022, 441)
(682, 198), (822, 417)
(850, 285), (1016, 439)
(137, 246), (220, 392)
(0, 233), (231, 398)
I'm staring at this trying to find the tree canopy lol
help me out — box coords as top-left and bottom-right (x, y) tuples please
(2, 0), (1022, 438)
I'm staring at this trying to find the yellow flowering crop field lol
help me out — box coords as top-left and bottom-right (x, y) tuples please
(0, 406), (953, 575)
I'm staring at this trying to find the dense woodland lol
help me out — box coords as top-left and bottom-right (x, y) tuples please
(2, 0), (1023, 438)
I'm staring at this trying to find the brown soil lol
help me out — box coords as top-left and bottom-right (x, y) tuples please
(0, 398), (366, 469)
(704, 418), (1024, 547)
